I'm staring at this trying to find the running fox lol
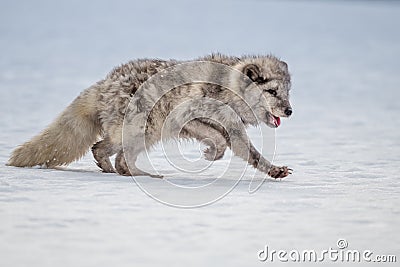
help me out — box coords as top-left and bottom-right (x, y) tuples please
(8, 54), (293, 178)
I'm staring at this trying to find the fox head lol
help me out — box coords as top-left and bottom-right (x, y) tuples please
(236, 56), (292, 128)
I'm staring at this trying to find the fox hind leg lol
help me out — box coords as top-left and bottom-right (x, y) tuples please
(114, 150), (130, 176)
(92, 138), (119, 173)
(115, 149), (163, 178)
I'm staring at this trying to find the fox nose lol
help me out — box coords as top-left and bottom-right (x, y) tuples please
(284, 107), (292, 116)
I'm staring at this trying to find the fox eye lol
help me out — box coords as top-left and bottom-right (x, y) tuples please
(264, 89), (277, 96)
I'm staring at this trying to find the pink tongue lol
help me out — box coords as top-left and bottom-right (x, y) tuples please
(274, 116), (281, 127)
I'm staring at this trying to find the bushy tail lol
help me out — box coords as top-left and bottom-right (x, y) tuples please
(7, 88), (101, 168)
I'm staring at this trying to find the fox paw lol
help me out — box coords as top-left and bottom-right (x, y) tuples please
(203, 147), (225, 161)
(268, 166), (292, 179)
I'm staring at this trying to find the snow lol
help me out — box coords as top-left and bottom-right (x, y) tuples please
(0, 0), (399, 266)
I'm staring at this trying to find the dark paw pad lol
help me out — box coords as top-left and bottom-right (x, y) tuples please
(268, 166), (293, 179)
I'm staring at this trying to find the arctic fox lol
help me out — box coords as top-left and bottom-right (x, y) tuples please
(8, 54), (293, 179)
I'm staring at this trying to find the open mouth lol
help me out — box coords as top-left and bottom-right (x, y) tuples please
(267, 113), (281, 128)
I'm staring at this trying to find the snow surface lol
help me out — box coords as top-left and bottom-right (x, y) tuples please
(1, 0), (399, 266)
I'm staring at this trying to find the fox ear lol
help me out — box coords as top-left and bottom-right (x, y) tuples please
(279, 61), (288, 71)
(243, 64), (261, 82)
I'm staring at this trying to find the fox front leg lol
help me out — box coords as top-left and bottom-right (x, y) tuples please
(180, 119), (228, 161)
(227, 127), (292, 179)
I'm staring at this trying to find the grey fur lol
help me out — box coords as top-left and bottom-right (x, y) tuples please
(8, 53), (293, 179)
